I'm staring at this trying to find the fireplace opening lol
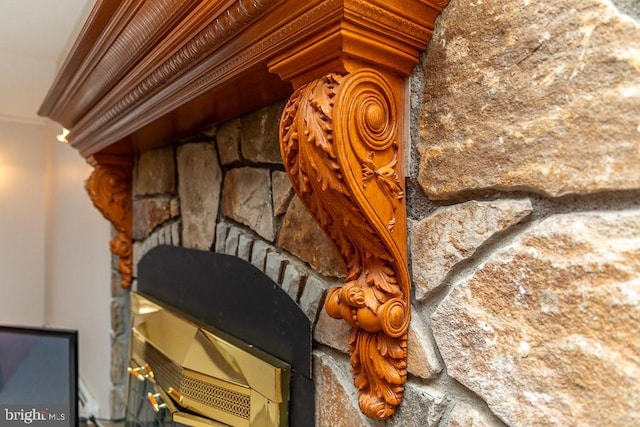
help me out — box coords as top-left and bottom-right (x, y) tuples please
(127, 245), (314, 426)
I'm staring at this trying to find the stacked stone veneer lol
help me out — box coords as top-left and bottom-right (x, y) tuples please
(109, 256), (131, 419)
(410, 0), (639, 426)
(109, 1), (640, 425)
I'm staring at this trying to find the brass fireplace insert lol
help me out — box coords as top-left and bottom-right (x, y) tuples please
(127, 292), (290, 427)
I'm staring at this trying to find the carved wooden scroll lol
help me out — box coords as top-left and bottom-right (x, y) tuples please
(280, 69), (409, 419)
(85, 156), (132, 288)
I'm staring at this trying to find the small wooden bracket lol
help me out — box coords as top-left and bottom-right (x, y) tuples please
(85, 155), (133, 288)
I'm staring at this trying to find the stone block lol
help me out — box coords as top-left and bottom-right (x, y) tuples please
(109, 385), (126, 420)
(148, 229), (159, 248)
(250, 239), (270, 271)
(240, 102), (285, 164)
(411, 199), (532, 300)
(612, 0), (640, 18)
(110, 295), (130, 337)
(280, 259), (308, 301)
(169, 197), (180, 217)
(177, 142), (222, 250)
(417, 0), (640, 199)
(214, 222), (230, 253)
(157, 225), (166, 245)
(445, 402), (501, 427)
(237, 233), (254, 262)
(171, 221), (181, 246)
(272, 170), (294, 216)
(313, 350), (371, 427)
(217, 118), (241, 165)
(133, 145), (175, 196)
(431, 210), (640, 426)
(131, 242), (142, 280)
(110, 335), (128, 386)
(112, 270), (126, 297)
(388, 381), (448, 427)
(278, 196), (346, 277)
(224, 226), (241, 256)
(265, 251), (286, 284)
(314, 307), (350, 354)
(407, 309), (443, 379)
(222, 167), (275, 241)
(161, 222), (168, 245)
(132, 197), (173, 240)
(299, 275), (328, 322)
(201, 124), (217, 138)
(131, 236), (156, 280)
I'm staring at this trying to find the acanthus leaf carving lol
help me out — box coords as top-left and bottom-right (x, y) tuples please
(279, 68), (410, 420)
(85, 157), (133, 289)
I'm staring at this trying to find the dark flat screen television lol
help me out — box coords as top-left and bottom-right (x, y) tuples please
(0, 326), (78, 426)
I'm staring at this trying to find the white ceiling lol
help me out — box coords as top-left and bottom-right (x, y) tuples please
(0, 0), (94, 120)
(0, 0), (93, 61)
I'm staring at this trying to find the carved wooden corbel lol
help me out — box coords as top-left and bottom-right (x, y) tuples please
(279, 68), (409, 419)
(274, 0), (451, 418)
(85, 155), (133, 288)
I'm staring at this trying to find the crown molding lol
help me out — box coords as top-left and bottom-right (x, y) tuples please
(39, 0), (446, 158)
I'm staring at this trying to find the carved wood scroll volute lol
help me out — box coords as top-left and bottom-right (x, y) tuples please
(280, 69), (409, 419)
(85, 157), (132, 289)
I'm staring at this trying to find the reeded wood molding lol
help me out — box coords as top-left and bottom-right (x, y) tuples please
(38, 0), (203, 128)
(39, 0), (446, 158)
(85, 156), (133, 289)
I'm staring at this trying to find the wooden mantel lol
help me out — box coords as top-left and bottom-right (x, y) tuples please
(40, 0), (449, 420)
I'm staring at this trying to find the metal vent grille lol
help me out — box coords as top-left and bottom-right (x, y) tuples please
(182, 375), (251, 420)
(132, 334), (182, 388)
(132, 334), (251, 421)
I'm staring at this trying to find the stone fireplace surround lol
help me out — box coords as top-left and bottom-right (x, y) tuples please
(126, 106), (450, 425)
(40, 0), (640, 426)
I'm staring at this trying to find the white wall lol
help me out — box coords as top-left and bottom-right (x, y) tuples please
(0, 52), (56, 119)
(0, 119), (47, 326)
(43, 122), (112, 419)
(0, 117), (113, 419)
(0, 0), (113, 420)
